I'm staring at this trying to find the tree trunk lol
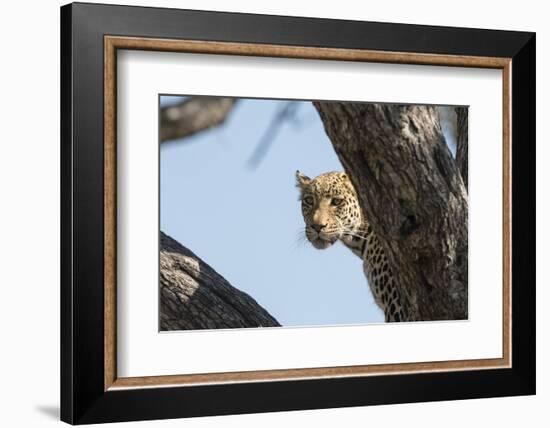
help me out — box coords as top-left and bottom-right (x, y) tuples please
(160, 231), (280, 330)
(161, 97), (237, 143)
(455, 106), (469, 190)
(314, 102), (468, 321)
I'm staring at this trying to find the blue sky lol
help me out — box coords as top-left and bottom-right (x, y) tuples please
(160, 96), (385, 326)
(160, 97), (458, 327)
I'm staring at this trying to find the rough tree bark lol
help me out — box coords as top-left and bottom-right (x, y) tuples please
(455, 106), (469, 189)
(160, 97), (237, 143)
(314, 102), (468, 321)
(160, 232), (280, 330)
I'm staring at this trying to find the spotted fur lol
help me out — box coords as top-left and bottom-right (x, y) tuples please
(296, 170), (409, 322)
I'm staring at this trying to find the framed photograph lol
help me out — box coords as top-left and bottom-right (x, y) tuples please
(60, 2), (535, 424)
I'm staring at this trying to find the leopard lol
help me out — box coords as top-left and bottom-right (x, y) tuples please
(296, 170), (409, 322)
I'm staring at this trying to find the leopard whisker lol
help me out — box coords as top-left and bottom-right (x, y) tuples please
(292, 227), (309, 250)
(334, 227), (369, 241)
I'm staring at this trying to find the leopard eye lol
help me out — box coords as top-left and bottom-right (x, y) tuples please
(304, 195), (314, 205)
(331, 197), (344, 206)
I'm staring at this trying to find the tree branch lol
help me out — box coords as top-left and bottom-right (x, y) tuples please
(314, 102), (468, 320)
(160, 231), (280, 330)
(160, 97), (237, 143)
(246, 101), (299, 168)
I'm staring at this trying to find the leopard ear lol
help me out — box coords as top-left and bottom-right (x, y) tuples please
(295, 170), (311, 189)
(341, 172), (357, 193)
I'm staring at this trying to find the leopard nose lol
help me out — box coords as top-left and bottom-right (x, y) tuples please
(311, 224), (327, 233)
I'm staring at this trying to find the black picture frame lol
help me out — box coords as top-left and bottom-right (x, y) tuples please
(61, 2), (535, 424)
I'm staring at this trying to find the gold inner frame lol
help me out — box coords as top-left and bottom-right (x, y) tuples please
(104, 35), (512, 391)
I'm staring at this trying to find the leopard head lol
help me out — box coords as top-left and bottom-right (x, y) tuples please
(296, 170), (363, 249)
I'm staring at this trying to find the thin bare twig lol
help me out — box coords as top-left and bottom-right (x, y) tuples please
(246, 102), (300, 169)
